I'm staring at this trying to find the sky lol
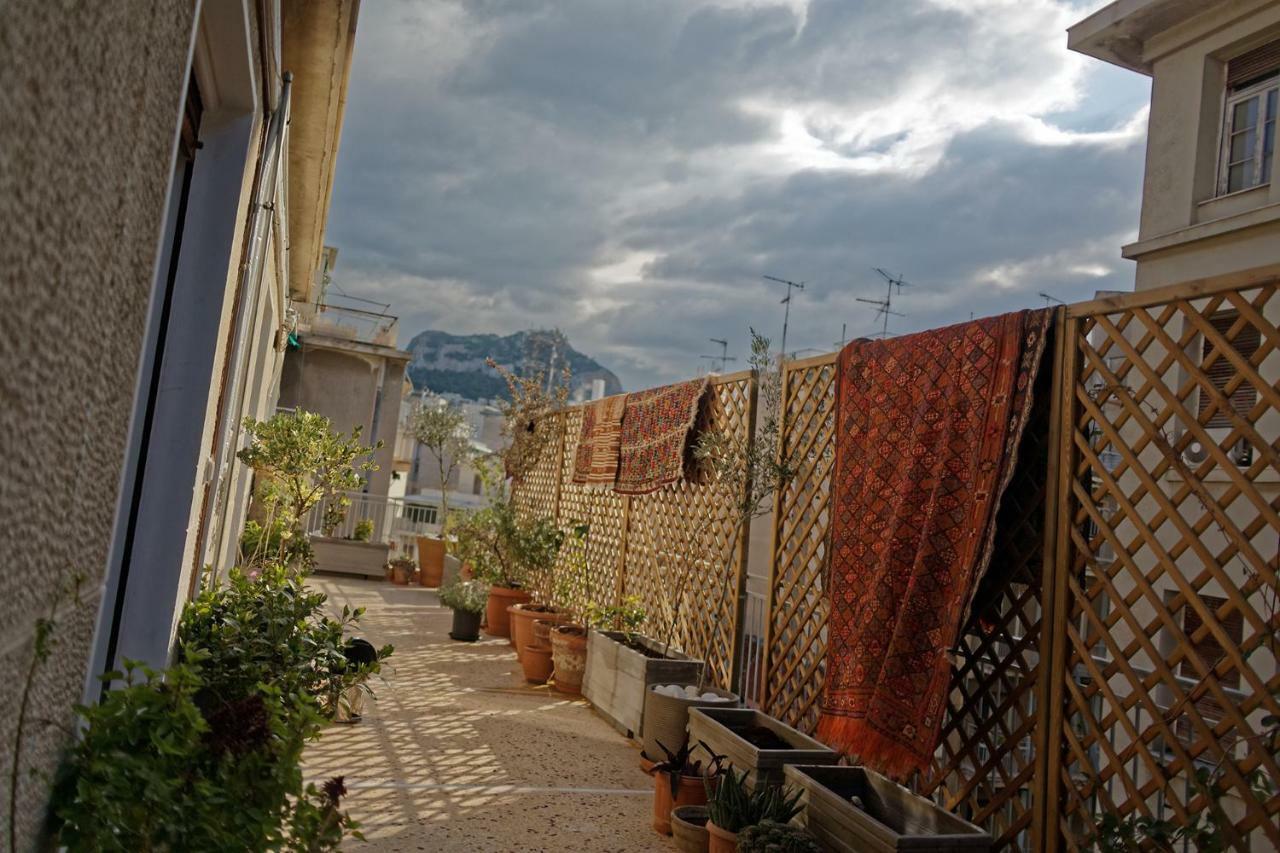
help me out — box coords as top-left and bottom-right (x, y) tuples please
(325, 0), (1152, 391)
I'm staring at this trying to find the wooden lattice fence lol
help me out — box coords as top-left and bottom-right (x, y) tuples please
(762, 277), (1280, 852)
(511, 371), (757, 689)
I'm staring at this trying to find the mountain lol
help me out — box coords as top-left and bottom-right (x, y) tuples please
(404, 329), (623, 401)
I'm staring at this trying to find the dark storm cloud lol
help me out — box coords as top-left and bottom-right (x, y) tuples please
(325, 0), (1150, 389)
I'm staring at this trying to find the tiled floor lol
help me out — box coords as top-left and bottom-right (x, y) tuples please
(305, 575), (673, 852)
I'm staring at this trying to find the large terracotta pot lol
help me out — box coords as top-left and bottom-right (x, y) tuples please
(550, 625), (588, 695)
(509, 604), (571, 664)
(706, 820), (737, 853)
(484, 586), (531, 638)
(416, 536), (446, 587)
(653, 770), (709, 835)
(520, 643), (554, 684)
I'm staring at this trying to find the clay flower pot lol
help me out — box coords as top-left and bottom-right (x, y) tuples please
(670, 805), (710, 853)
(531, 618), (559, 647)
(520, 643), (554, 684)
(484, 585), (531, 638)
(652, 770), (709, 835)
(706, 820), (737, 853)
(550, 624), (588, 695)
(389, 562), (413, 585)
(416, 535), (446, 587)
(509, 603), (570, 664)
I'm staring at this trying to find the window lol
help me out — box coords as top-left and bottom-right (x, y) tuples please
(1198, 312), (1261, 428)
(1174, 594), (1242, 743)
(1219, 41), (1280, 194)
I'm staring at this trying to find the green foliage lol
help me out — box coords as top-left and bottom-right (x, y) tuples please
(439, 577), (489, 614)
(486, 356), (570, 482)
(652, 740), (726, 800)
(350, 518), (374, 542)
(586, 594), (646, 641)
(240, 516), (313, 570)
(450, 492), (564, 593)
(705, 768), (804, 834)
(410, 398), (474, 527)
(237, 410), (381, 541)
(736, 821), (821, 853)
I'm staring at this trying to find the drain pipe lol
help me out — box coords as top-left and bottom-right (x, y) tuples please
(196, 72), (293, 577)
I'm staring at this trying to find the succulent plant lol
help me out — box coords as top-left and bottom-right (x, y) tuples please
(705, 768), (804, 834)
(735, 820), (822, 852)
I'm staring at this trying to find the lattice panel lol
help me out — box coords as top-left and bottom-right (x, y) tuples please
(510, 373), (757, 689)
(764, 357), (836, 734)
(1052, 283), (1280, 852)
(764, 345), (1055, 852)
(552, 407), (626, 617)
(511, 411), (563, 523)
(621, 375), (756, 689)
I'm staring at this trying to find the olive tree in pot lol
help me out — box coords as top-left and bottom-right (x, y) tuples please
(439, 577), (488, 642)
(410, 397), (474, 587)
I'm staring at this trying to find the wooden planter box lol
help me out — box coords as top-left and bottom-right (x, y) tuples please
(784, 765), (990, 853)
(582, 629), (705, 738)
(687, 707), (836, 789)
(310, 536), (390, 578)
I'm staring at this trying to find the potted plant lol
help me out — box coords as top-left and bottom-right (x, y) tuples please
(520, 619), (559, 684)
(737, 821), (822, 853)
(641, 681), (738, 763)
(704, 767), (803, 853)
(650, 741), (725, 836)
(671, 805), (710, 853)
(439, 577), (487, 642)
(688, 707), (837, 789)
(350, 518), (374, 542)
(388, 556), (414, 586)
(583, 596), (710, 740)
(782, 765), (991, 852)
(410, 398), (475, 587)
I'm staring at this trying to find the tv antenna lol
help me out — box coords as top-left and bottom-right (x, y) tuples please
(857, 268), (908, 338)
(1038, 291), (1065, 308)
(834, 322), (847, 351)
(700, 338), (737, 373)
(763, 275), (805, 359)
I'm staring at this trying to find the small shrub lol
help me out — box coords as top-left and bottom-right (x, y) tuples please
(350, 518), (375, 542)
(736, 821), (822, 853)
(439, 577), (489, 613)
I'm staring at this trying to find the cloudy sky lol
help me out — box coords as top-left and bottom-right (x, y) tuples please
(325, 0), (1151, 391)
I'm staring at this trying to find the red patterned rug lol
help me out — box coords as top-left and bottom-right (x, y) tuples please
(571, 394), (628, 487)
(817, 309), (1051, 780)
(615, 377), (710, 495)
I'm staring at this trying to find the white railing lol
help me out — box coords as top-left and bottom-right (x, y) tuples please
(736, 590), (768, 708)
(303, 491), (440, 548)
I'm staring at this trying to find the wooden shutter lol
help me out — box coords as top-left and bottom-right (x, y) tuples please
(1176, 595), (1243, 741)
(1227, 39), (1280, 89)
(1198, 312), (1260, 428)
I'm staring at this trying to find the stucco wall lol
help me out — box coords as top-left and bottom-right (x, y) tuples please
(0, 2), (197, 847)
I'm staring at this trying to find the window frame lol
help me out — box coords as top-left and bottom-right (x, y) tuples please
(1217, 72), (1279, 196)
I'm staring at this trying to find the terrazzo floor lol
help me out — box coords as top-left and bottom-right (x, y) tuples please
(304, 575), (674, 852)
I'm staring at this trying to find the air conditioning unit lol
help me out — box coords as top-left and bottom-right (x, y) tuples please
(1183, 439), (1209, 465)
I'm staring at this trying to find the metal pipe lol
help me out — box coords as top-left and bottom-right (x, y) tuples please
(197, 71), (293, 576)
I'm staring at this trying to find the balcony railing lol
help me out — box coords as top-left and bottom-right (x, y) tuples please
(303, 491), (439, 548)
(297, 301), (399, 347)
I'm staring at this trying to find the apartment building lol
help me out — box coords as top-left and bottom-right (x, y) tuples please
(0, 2), (360, 844)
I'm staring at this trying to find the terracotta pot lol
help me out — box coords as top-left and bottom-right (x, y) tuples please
(484, 586), (531, 638)
(532, 618), (559, 647)
(670, 805), (710, 853)
(509, 604), (570, 664)
(390, 563), (412, 585)
(449, 609), (481, 642)
(706, 820), (737, 853)
(416, 536), (446, 587)
(653, 770), (710, 835)
(520, 643), (554, 684)
(550, 625), (588, 695)
(640, 754), (658, 774)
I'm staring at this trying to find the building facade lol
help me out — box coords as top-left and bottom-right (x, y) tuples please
(0, 2), (360, 845)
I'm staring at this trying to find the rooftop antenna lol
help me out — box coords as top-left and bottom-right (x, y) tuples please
(700, 338), (736, 373)
(763, 275), (805, 359)
(857, 267), (908, 338)
(834, 322), (847, 351)
(1039, 291), (1066, 308)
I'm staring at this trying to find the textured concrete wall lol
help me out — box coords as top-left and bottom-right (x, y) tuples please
(0, 3), (197, 846)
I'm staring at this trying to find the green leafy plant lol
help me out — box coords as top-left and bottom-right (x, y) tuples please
(450, 491), (564, 593)
(736, 820), (822, 853)
(239, 516), (312, 570)
(439, 577), (489, 614)
(321, 498), (348, 537)
(237, 411), (381, 561)
(350, 518), (374, 542)
(705, 767), (803, 834)
(410, 398), (474, 530)
(586, 595), (646, 642)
